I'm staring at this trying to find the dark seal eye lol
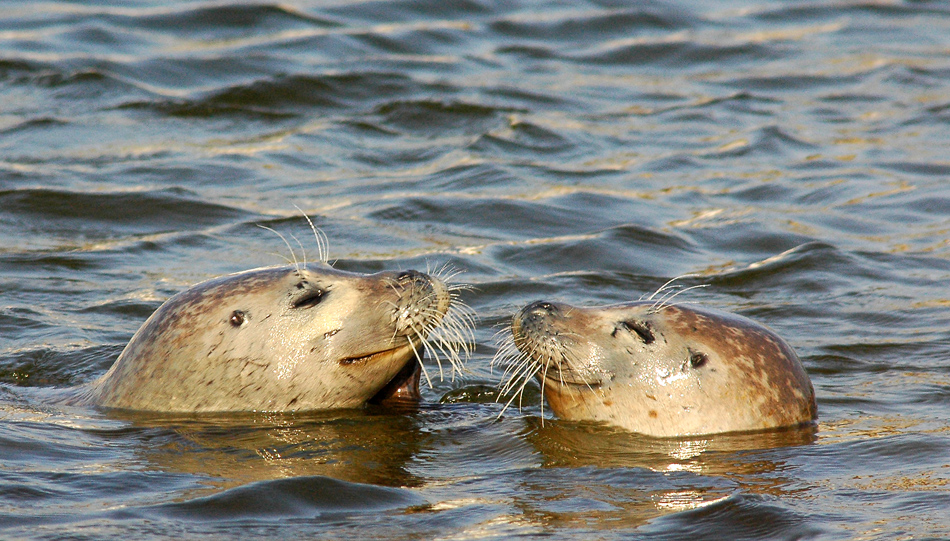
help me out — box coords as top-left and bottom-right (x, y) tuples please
(621, 320), (655, 344)
(292, 287), (326, 309)
(229, 310), (246, 327)
(689, 351), (708, 368)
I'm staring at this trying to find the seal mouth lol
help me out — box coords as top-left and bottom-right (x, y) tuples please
(540, 370), (605, 389)
(338, 345), (411, 366)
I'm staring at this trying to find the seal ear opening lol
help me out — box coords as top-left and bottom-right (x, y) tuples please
(689, 351), (709, 368)
(229, 310), (246, 327)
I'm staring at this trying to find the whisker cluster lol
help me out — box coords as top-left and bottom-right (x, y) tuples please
(491, 319), (606, 424)
(400, 263), (476, 388)
(491, 326), (542, 419)
(295, 206), (330, 264)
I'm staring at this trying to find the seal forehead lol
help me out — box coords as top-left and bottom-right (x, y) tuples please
(153, 267), (290, 323)
(656, 304), (816, 421)
(177, 266), (292, 302)
(167, 264), (362, 309)
(659, 304), (795, 367)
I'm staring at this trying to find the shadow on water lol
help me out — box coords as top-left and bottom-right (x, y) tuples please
(410, 390), (821, 535)
(106, 405), (431, 494)
(525, 416), (817, 480)
(5, 380), (821, 533)
(512, 416), (817, 527)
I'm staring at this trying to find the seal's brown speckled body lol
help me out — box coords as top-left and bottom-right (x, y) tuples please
(501, 300), (816, 437)
(65, 263), (461, 412)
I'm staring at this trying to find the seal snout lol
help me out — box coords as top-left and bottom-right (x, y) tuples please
(506, 300), (608, 392)
(396, 269), (428, 287)
(515, 300), (561, 331)
(385, 267), (473, 385)
(522, 300), (558, 318)
(391, 269), (451, 339)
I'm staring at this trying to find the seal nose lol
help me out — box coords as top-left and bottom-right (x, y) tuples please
(391, 269), (451, 338)
(523, 300), (558, 318)
(396, 270), (428, 288)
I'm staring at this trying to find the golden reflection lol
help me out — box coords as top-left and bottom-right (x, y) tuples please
(653, 490), (732, 512)
(523, 416), (816, 482)
(716, 138), (749, 153)
(108, 408), (429, 497)
(850, 469), (950, 492)
(842, 180), (915, 206)
(667, 438), (709, 461)
(833, 136), (884, 145)
(818, 416), (924, 444)
(482, 416), (820, 531)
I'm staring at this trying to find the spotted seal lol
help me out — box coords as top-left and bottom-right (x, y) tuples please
(496, 300), (817, 437)
(62, 263), (471, 412)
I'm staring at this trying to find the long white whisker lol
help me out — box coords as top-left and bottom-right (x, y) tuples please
(289, 232), (307, 268)
(496, 360), (540, 420)
(643, 274), (700, 301)
(293, 205), (330, 264)
(257, 225), (299, 272)
(405, 333), (433, 389)
(413, 320), (445, 381)
(652, 284), (709, 313)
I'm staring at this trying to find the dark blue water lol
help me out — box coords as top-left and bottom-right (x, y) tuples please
(2, 0), (950, 538)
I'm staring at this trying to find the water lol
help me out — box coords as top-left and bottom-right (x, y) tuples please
(2, 0), (950, 538)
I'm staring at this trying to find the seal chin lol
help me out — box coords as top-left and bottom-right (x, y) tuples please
(369, 357), (422, 406)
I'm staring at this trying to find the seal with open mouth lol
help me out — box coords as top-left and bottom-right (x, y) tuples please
(496, 299), (817, 437)
(62, 262), (472, 412)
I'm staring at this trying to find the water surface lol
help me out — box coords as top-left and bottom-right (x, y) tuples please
(2, 0), (950, 539)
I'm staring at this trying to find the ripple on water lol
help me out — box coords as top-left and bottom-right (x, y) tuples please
(2, 0), (950, 538)
(138, 475), (424, 521)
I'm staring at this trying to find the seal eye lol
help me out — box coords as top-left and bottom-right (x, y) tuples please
(293, 288), (326, 309)
(621, 320), (655, 344)
(689, 351), (708, 368)
(229, 310), (246, 327)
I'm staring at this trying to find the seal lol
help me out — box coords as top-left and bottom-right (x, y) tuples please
(496, 300), (817, 437)
(61, 262), (472, 412)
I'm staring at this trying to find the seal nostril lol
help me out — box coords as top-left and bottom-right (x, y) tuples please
(396, 270), (432, 292)
(397, 270), (423, 282)
(622, 320), (654, 344)
(526, 301), (557, 315)
(292, 289), (326, 309)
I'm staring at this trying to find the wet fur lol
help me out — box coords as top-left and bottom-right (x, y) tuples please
(495, 297), (816, 437)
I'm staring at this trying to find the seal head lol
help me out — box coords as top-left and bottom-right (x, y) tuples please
(503, 300), (817, 437)
(71, 263), (460, 412)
